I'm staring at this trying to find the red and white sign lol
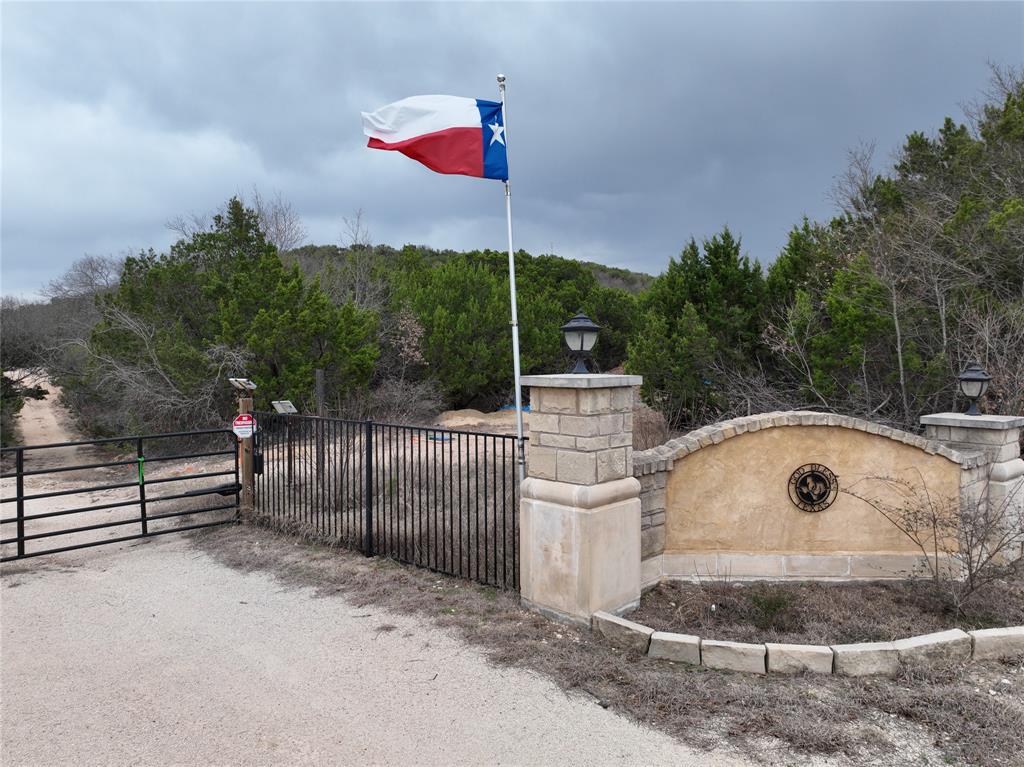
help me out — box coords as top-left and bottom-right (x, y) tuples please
(232, 413), (256, 439)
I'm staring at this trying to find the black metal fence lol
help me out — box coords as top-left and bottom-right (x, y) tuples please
(1, 430), (239, 562)
(254, 412), (521, 589)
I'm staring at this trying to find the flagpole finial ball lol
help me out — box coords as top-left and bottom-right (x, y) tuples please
(497, 74), (506, 84)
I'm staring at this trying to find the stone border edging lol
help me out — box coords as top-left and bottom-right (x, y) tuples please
(592, 612), (1024, 677)
(633, 411), (985, 475)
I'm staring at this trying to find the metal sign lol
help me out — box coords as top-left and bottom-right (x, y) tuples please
(271, 400), (298, 414)
(788, 464), (839, 512)
(232, 413), (256, 439)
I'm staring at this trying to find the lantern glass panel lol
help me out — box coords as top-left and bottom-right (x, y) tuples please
(960, 379), (984, 399)
(580, 329), (598, 352)
(564, 330), (585, 352)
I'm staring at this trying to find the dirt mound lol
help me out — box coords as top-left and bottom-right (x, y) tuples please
(435, 408), (526, 434)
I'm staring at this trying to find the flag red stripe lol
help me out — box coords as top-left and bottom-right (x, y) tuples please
(367, 127), (483, 178)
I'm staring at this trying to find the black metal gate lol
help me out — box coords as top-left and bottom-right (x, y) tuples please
(1, 429), (239, 562)
(254, 413), (521, 589)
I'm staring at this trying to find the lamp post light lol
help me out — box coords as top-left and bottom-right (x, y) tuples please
(957, 361), (991, 416)
(561, 312), (600, 374)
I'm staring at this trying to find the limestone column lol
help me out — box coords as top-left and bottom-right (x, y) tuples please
(519, 373), (642, 624)
(920, 412), (1024, 540)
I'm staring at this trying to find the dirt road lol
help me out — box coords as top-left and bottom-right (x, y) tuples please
(1, 380), (235, 560)
(0, 537), (752, 766)
(1, 385), (756, 766)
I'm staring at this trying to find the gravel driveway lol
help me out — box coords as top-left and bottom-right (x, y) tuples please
(1, 536), (750, 766)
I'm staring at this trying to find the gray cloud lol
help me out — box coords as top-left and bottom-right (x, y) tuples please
(3, 2), (1021, 296)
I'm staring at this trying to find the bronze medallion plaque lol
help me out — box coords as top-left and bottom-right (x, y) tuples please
(788, 464), (839, 512)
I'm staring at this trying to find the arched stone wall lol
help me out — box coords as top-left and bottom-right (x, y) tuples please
(634, 412), (985, 583)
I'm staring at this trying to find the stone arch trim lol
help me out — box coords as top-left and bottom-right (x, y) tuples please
(633, 410), (984, 476)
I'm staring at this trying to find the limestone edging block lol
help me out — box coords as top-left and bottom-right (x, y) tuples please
(592, 611), (653, 653)
(765, 643), (834, 674)
(590, 611), (1024, 677)
(831, 641), (899, 677)
(648, 631), (701, 665)
(970, 626), (1024, 660)
(701, 639), (766, 675)
(893, 629), (972, 665)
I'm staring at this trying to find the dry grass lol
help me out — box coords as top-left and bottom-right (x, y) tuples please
(192, 524), (1024, 766)
(631, 578), (1024, 645)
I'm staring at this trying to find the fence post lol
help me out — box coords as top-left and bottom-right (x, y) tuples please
(137, 437), (148, 535)
(315, 368), (326, 483)
(364, 419), (374, 556)
(239, 396), (255, 516)
(15, 448), (25, 558)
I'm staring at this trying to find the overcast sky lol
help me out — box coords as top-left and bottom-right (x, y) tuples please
(2, 2), (1021, 297)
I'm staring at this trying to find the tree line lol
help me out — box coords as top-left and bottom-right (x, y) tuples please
(2, 67), (1021, 439)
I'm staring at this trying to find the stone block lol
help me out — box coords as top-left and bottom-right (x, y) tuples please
(533, 387), (578, 414)
(592, 611), (653, 653)
(575, 434), (611, 452)
(831, 642), (899, 677)
(558, 415), (600, 437)
(609, 432), (633, 448)
(556, 450), (596, 485)
(610, 386), (634, 410)
(622, 412), (634, 431)
(641, 524), (665, 559)
(578, 389), (612, 414)
(948, 426), (1017, 446)
(850, 554), (927, 578)
(529, 412), (560, 434)
(970, 626), (1024, 660)
(597, 413), (624, 436)
(648, 510), (666, 527)
(640, 488), (666, 514)
(648, 631), (701, 665)
(662, 553), (718, 577)
(766, 643), (833, 674)
(527, 446), (557, 480)
(596, 448), (627, 483)
(783, 555), (850, 578)
(701, 640), (766, 674)
(718, 553), (785, 577)
(893, 629), (971, 666)
(536, 432), (576, 449)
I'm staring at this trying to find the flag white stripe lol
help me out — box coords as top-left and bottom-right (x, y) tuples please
(361, 95), (480, 144)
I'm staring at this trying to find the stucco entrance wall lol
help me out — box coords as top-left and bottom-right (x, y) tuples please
(634, 411), (986, 584)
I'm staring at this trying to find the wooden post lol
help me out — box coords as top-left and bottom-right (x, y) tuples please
(239, 396), (255, 516)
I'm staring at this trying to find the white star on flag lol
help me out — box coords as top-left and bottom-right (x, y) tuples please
(489, 121), (505, 146)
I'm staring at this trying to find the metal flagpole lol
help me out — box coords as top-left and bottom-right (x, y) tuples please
(497, 73), (526, 484)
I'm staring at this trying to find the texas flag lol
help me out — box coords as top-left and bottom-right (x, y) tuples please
(361, 95), (508, 181)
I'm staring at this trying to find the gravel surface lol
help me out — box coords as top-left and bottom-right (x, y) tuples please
(1, 537), (751, 766)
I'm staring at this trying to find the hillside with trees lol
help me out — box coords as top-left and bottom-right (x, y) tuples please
(2, 67), (1021, 440)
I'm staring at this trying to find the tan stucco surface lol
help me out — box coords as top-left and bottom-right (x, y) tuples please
(665, 425), (961, 556)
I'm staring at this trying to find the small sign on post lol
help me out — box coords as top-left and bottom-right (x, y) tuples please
(271, 400), (298, 414)
(233, 413), (256, 439)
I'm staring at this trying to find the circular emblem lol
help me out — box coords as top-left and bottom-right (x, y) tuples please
(788, 464), (838, 512)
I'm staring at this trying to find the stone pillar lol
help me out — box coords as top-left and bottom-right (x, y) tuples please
(920, 412), (1024, 537)
(519, 374), (642, 624)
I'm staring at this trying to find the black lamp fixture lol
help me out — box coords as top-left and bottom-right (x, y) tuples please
(561, 312), (600, 374)
(957, 361), (991, 416)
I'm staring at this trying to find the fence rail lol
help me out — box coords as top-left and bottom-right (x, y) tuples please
(1, 429), (239, 562)
(254, 412), (521, 589)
